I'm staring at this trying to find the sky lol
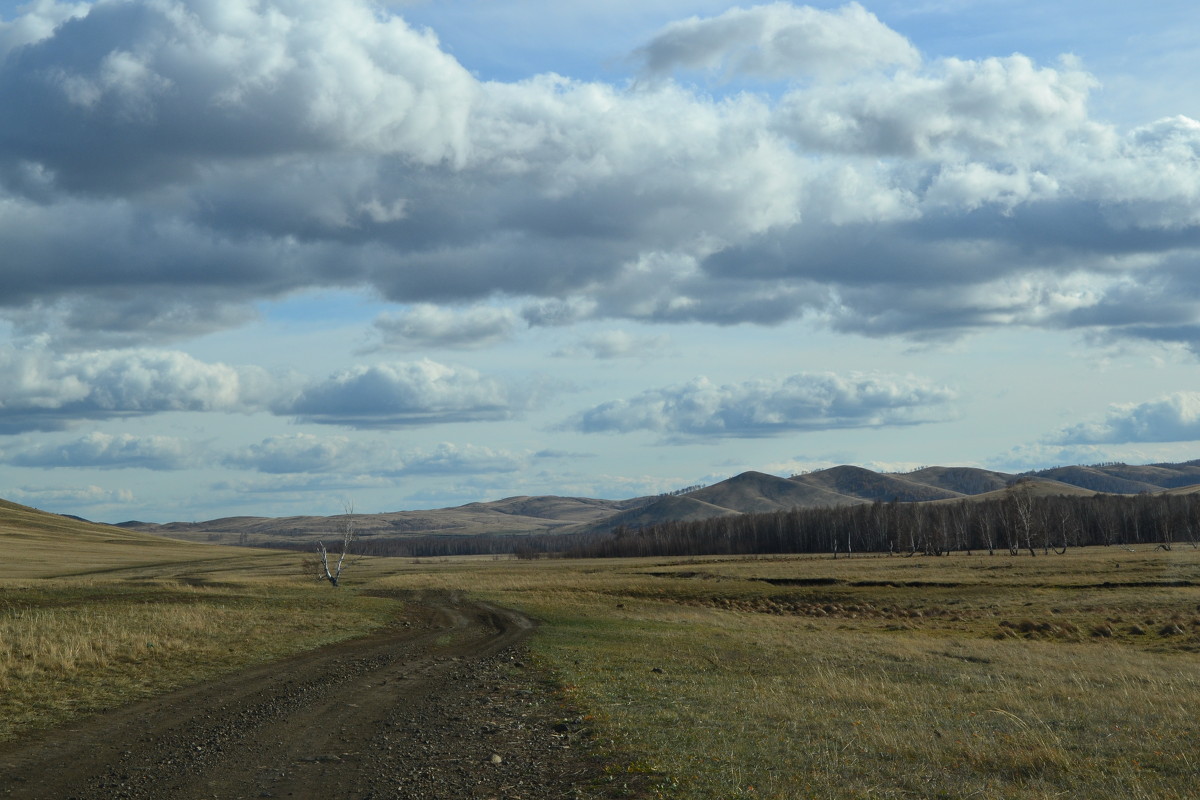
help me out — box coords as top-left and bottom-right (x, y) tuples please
(1, 1), (1200, 523)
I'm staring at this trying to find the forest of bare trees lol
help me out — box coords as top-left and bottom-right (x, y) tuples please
(257, 485), (1200, 561)
(515, 485), (1200, 559)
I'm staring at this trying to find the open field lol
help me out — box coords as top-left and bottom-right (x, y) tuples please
(0, 502), (398, 741)
(5, 500), (1200, 798)
(367, 549), (1200, 799)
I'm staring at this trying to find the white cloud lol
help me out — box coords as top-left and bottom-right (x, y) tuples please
(1052, 392), (1200, 444)
(568, 371), (957, 439)
(224, 432), (356, 475)
(0, 344), (275, 432)
(0, 0), (476, 191)
(773, 54), (1098, 159)
(552, 329), (670, 359)
(369, 304), (522, 351)
(0, 0), (1196, 350)
(225, 432), (526, 476)
(280, 359), (520, 428)
(394, 442), (525, 476)
(632, 2), (919, 81)
(7, 483), (134, 509)
(0, 0), (89, 59)
(4, 431), (201, 469)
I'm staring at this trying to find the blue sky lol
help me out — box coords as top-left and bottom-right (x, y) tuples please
(1, 0), (1200, 522)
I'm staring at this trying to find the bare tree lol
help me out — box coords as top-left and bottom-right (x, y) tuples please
(306, 502), (358, 587)
(1005, 481), (1038, 556)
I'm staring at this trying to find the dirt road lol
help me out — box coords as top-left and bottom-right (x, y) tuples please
(0, 592), (628, 800)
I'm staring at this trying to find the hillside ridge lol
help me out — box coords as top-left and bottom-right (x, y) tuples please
(73, 459), (1200, 547)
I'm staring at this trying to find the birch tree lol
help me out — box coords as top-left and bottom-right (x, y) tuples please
(307, 502), (358, 587)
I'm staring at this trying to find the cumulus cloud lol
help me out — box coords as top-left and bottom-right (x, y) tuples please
(224, 433), (355, 474)
(567, 372), (956, 439)
(0, 344), (275, 433)
(280, 359), (520, 428)
(773, 54), (1098, 159)
(0, 345), (530, 435)
(632, 2), (919, 81)
(1052, 392), (1200, 444)
(369, 305), (522, 351)
(0, 0), (474, 192)
(3, 431), (201, 469)
(395, 442), (525, 476)
(0, 0), (1197, 351)
(7, 483), (134, 509)
(552, 330), (670, 359)
(225, 433), (525, 477)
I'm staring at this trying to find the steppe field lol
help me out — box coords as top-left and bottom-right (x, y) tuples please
(4, 500), (1200, 799)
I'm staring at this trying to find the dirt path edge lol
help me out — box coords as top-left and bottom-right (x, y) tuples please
(0, 591), (645, 800)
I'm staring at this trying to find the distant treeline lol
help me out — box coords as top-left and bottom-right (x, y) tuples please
(260, 533), (533, 559)
(513, 486), (1200, 559)
(260, 485), (1200, 561)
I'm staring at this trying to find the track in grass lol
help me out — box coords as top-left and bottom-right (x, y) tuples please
(0, 592), (624, 800)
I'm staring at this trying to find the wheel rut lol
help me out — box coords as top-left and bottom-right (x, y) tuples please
(0, 591), (633, 800)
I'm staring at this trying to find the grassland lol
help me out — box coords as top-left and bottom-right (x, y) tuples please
(0, 501), (397, 741)
(6, 498), (1200, 799)
(370, 550), (1200, 799)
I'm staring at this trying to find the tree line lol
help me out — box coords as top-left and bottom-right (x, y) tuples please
(514, 485), (1200, 559)
(261, 483), (1200, 562)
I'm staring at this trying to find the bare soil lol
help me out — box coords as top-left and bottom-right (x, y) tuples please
(0, 591), (643, 800)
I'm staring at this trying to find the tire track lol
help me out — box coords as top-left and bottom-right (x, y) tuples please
(0, 591), (622, 800)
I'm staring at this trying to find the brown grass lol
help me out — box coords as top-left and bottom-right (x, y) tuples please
(367, 548), (1200, 799)
(7, 501), (1200, 798)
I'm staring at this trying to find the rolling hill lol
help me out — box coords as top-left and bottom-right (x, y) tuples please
(899, 466), (1014, 495)
(97, 459), (1200, 546)
(791, 465), (963, 503)
(688, 471), (861, 513)
(120, 495), (639, 546)
(0, 498), (253, 578)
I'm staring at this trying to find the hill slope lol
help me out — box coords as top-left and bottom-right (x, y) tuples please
(688, 471), (862, 513)
(792, 465), (963, 503)
(899, 466), (1015, 495)
(109, 459), (1200, 545)
(0, 499), (249, 579)
(123, 495), (634, 546)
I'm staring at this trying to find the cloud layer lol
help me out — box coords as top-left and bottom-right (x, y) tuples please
(632, 2), (920, 81)
(0, 0), (1196, 352)
(1053, 392), (1200, 444)
(0, 344), (272, 432)
(568, 372), (956, 439)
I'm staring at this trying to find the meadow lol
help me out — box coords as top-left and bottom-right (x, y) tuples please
(4, 503), (1199, 799)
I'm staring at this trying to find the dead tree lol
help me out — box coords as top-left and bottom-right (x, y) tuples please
(1005, 481), (1038, 556)
(309, 502), (358, 587)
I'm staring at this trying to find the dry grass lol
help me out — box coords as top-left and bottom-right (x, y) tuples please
(9, 499), (1200, 799)
(369, 548), (1200, 799)
(0, 506), (398, 741)
(0, 579), (397, 741)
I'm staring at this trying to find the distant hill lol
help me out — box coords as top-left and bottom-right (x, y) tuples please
(105, 458), (1200, 547)
(0, 498), (241, 579)
(1024, 461), (1200, 492)
(688, 471), (861, 513)
(122, 495), (634, 546)
(899, 466), (1014, 495)
(1022, 466), (1161, 494)
(792, 465), (962, 503)
(578, 494), (741, 534)
(935, 477), (1098, 503)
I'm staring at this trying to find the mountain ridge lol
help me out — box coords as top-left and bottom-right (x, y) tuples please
(103, 459), (1200, 547)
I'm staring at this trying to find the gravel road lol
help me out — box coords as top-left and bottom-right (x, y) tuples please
(0, 591), (640, 800)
